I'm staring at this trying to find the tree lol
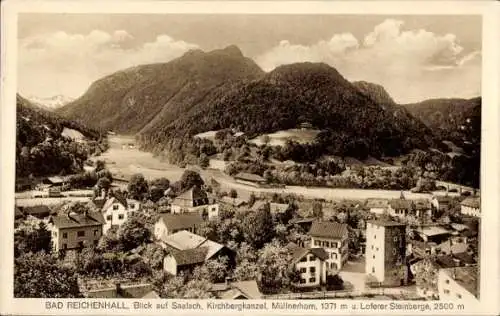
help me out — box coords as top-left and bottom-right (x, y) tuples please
(117, 215), (151, 251)
(312, 201), (323, 219)
(14, 252), (82, 298)
(127, 173), (149, 200)
(96, 177), (111, 195)
(142, 243), (166, 270)
(199, 153), (209, 169)
(234, 260), (259, 281)
(242, 206), (275, 249)
(229, 189), (238, 199)
(176, 170), (204, 192)
(14, 221), (52, 257)
(257, 240), (297, 294)
(95, 160), (106, 172)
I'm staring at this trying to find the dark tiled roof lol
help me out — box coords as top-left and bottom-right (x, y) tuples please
(172, 186), (209, 207)
(309, 221), (348, 239)
(413, 199), (431, 210)
(111, 191), (128, 208)
(367, 219), (405, 227)
(158, 212), (204, 231)
(92, 197), (106, 210)
(461, 197), (480, 208)
(389, 199), (412, 210)
(291, 247), (329, 263)
(22, 205), (53, 217)
(234, 172), (266, 183)
(51, 211), (105, 229)
(366, 199), (389, 209)
(171, 247), (209, 266)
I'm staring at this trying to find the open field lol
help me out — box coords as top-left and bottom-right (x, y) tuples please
(15, 197), (89, 207)
(249, 129), (321, 147)
(92, 135), (186, 182)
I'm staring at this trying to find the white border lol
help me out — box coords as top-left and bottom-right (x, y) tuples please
(1, 1), (499, 315)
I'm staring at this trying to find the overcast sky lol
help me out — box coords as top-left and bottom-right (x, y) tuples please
(18, 14), (481, 103)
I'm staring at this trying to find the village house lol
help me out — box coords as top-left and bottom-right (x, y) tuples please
(309, 221), (349, 271)
(170, 186), (219, 220)
(220, 196), (247, 208)
(431, 195), (453, 213)
(154, 213), (205, 240)
(98, 192), (141, 233)
(289, 217), (316, 234)
(413, 225), (451, 244)
(366, 199), (389, 215)
(48, 210), (105, 252)
(290, 246), (329, 289)
(233, 172), (267, 187)
(210, 279), (262, 299)
(365, 220), (408, 287)
(460, 197), (480, 217)
(160, 230), (234, 276)
(437, 266), (479, 301)
(388, 199), (413, 218)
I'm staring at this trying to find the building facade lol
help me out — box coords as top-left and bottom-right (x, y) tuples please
(100, 195), (140, 233)
(460, 197), (480, 217)
(437, 266), (479, 301)
(309, 221), (349, 271)
(365, 220), (408, 286)
(49, 211), (105, 251)
(170, 186), (219, 220)
(291, 247), (329, 288)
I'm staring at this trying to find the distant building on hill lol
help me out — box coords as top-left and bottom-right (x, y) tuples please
(233, 172), (267, 187)
(170, 186), (219, 219)
(48, 210), (105, 252)
(365, 220), (408, 287)
(309, 221), (349, 271)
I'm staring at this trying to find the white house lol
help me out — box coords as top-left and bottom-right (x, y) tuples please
(460, 197), (480, 217)
(154, 212), (205, 240)
(437, 266), (479, 301)
(161, 230), (234, 276)
(100, 193), (140, 234)
(171, 186), (219, 220)
(291, 247), (329, 288)
(309, 221), (348, 271)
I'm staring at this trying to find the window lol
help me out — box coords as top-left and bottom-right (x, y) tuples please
(94, 230), (98, 236)
(331, 263), (338, 270)
(373, 255), (375, 259)
(444, 289), (450, 294)
(62, 232), (68, 239)
(106, 215), (112, 221)
(332, 242), (337, 249)
(300, 268), (306, 273)
(63, 244), (67, 250)
(314, 240), (320, 246)
(77, 231), (85, 237)
(376, 247), (379, 251)
(129, 203), (135, 209)
(299, 278), (306, 284)
(394, 236), (398, 242)
(309, 267), (316, 273)
(372, 267), (375, 273)
(445, 279), (450, 284)
(331, 253), (337, 259)
(300, 257), (307, 262)
(457, 294), (462, 299)
(392, 249), (397, 255)
(374, 235), (376, 239)
(113, 204), (119, 210)
(118, 214), (124, 220)
(309, 277), (316, 283)
(308, 255), (315, 262)
(371, 245), (374, 250)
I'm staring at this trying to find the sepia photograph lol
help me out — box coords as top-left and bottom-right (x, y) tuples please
(1, 1), (499, 315)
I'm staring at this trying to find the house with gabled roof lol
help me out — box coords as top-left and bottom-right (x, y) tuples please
(309, 221), (349, 271)
(366, 199), (389, 215)
(290, 246), (330, 288)
(154, 212), (205, 240)
(437, 265), (479, 301)
(234, 172), (267, 187)
(171, 186), (219, 220)
(210, 280), (262, 299)
(161, 230), (234, 276)
(98, 192), (140, 233)
(48, 210), (105, 251)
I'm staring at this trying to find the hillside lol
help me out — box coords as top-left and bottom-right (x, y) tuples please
(403, 97), (481, 143)
(16, 94), (105, 177)
(57, 45), (264, 134)
(28, 95), (74, 111)
(139, 62), (436, 160)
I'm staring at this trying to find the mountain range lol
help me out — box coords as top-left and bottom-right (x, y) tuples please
(28, 95), (75, 111)
(54, 45), (480, 160)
